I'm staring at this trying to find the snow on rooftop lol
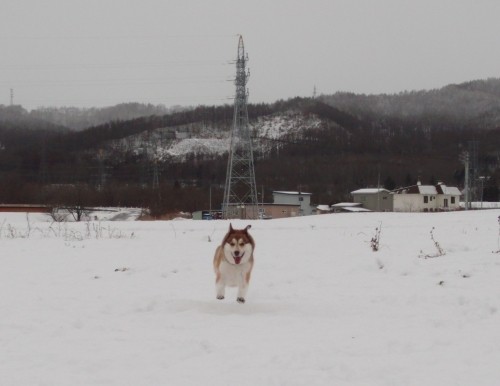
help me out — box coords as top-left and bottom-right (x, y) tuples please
(351, 188), (388, 194)
(273, 191), (312, 195)
(443, 186), (461, 195)
(418, 185), (438, 195)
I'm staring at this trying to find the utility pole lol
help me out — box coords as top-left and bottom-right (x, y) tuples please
(152, 159), (160, 190)
(97, 149), (106, 191)
(479, 176), (486, 209)
(377, 165), (381, 212)
(222, 35), (259, 220)
(468, 141), (479, 202)
(460, 151), (470, 210)
(39, 137), (48, 184)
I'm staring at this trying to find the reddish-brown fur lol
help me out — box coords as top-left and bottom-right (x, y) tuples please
(213, 224), (255, 302)
(213, 225), (255, 276)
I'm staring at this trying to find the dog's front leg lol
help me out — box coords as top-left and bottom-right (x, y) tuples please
(236, 278), (248, 304)
(215, 277), (225, 300)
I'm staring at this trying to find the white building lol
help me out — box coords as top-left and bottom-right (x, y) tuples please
(392, 182), (461, 212)
(273, 191), (313, 216)
(435, 183), (461, 210)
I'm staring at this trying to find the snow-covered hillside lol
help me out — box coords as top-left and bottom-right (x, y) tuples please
(106, 111), (323, 162)
(1, 210), (500, 385)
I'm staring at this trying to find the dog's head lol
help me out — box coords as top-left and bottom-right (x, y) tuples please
(222, 223), (255, 265)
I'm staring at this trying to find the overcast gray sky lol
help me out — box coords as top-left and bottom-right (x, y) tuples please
(1, 0), (499, 109)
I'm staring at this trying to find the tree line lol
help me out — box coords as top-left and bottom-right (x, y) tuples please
(1, 81), (499, 215)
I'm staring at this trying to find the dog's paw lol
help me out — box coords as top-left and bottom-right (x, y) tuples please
(236, 297), (245, 304)
(216, 295), (225, 300)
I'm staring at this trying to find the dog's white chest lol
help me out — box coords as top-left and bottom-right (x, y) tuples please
(219, 260), (250, 287)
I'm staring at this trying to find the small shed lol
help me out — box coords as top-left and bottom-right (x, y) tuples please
(316, 205), (331, 214)
(350, 188), (392, 212)
(331, 202), (366, 213)
(273, 191), (313, 216)
(259, 203), (301, 219)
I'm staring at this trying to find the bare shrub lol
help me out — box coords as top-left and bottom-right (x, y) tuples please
(370, 223), (382, 252)
(419, 227), (446, 258)
(1, 216), (132, 241)
(494, 215), (500, 254)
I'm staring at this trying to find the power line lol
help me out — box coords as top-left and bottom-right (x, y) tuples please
(14, 95), (232, 107)
(0, 34), (238, 41)
(0, 60), (232, 70)
(0, 78), (229, 87)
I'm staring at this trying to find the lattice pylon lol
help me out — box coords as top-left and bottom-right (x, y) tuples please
(222, 35), (259, 220)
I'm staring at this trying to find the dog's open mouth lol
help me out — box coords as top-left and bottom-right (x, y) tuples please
(233, 254), (244, 264)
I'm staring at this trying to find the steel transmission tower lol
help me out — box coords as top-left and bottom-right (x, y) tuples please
(222, 36), (259, 219)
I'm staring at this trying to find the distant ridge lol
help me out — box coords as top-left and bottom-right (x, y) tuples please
(3, 78), (500, 132)
(320, 78), (500, 129)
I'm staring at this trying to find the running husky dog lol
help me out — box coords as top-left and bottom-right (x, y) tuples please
(213, 224), (255, 303)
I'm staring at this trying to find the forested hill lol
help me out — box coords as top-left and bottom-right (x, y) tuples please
(0, 103), (186, 131)
(0, 79), (499, 213)
(3, 78), (500, 132)
(320, 78), (500, 130)
(29, 103), (178, 131)
(0, 105), (67, 132)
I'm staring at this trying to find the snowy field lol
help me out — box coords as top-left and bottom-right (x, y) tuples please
(1, 210), (500, 386)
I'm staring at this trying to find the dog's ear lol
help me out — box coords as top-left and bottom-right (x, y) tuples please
(244, 225), (251, 232)
(229, 223), (234, 232)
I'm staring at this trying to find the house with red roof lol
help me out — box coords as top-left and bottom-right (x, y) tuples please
(350, 181), (461, 212)
(392, 181), (461, 212)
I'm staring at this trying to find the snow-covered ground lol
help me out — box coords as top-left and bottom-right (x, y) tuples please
(162, 137), (230, 160)
(106, 111), (323, 162)
(1, 210), (500, 385)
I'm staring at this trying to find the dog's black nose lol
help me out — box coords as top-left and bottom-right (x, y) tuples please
(234, 251), (240, 256)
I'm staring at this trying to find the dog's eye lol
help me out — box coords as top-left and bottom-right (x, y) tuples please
(230, 242), (235, 247)
(239, 243), (244, 247)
